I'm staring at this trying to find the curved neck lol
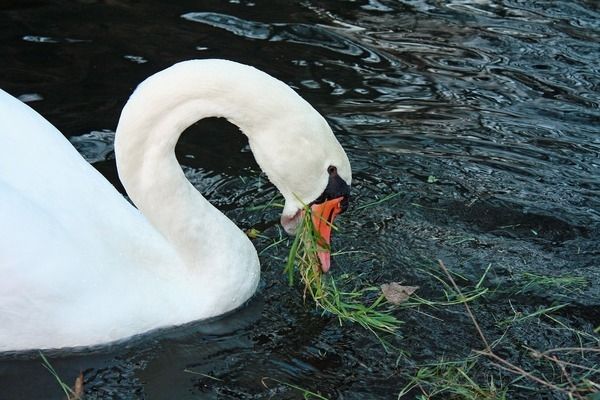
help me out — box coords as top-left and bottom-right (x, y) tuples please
(114, 60), (309, 267)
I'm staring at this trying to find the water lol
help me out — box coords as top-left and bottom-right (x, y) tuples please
(1, 1), (599, 398)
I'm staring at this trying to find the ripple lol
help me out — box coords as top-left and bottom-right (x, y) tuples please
(123, 55), (148, 64)
(22, 35), (59, 43)
(69, 130), (116, 164)
(22, 35), (90, 44)
(17, 93), (43, 102)
(182, 12), (271, 39)
(3, 1), (600, 398)
(181, 11), (388, 61)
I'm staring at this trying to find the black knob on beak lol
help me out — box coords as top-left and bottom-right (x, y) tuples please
(312, 165), (350, 212)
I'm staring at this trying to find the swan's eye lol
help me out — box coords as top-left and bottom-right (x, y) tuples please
(327, 165), (337, 175)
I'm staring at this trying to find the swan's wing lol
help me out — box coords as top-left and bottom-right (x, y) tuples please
(0, 89), (161, 261)
(0, 89), (117, 222)
(0, 177), (87, 347)
(0, 90), (192, 350)
(0, 89), (172, 288)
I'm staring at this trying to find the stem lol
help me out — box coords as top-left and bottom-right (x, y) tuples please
(437, 260), (490, 351)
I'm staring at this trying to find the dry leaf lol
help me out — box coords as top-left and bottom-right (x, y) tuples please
(380, 282), (419, 305)
(68, 372), (84, 400)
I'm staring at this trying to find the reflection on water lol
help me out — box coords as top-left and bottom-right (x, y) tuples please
(1, 0), (599, 399)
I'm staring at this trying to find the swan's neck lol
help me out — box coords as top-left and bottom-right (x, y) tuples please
(114, 60), (309, 268)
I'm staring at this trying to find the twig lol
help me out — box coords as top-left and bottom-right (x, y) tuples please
(551, 354), (579, 395)
(543, 347), (600, 355)
(526, 346), (600, 374)
(437, 259), (587, 399)
(437, 260), (490, 351)
(475, 350), (578, 396)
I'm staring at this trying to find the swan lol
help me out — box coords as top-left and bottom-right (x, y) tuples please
(0, 59), (351, 351)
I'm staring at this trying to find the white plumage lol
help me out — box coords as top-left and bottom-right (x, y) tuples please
(0, 59), (351, 351)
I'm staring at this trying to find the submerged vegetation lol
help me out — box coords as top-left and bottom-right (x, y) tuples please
(397, 260), (600, 400)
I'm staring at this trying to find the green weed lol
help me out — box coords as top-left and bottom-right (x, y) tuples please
(262, 377), (329, 399)
(517, 272), (588, 294)
(40, 352), (83, 399)
(398, 356), (508, 399)
(285, 204), (402, 340)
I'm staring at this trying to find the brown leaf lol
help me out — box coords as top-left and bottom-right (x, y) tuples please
(68, 372), (84, 400)
(380, 282), (419, 305)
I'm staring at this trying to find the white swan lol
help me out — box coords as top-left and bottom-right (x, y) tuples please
(0, 59), (351, 351)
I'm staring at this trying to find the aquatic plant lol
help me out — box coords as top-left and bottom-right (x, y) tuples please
(261, 377), (329, 400)
(516, 272), (588, 295)
(433, 260), (600, 400)
(284, 204), (402, 338)
(396, 260), (599, 400)
(398, 356), (508, 399)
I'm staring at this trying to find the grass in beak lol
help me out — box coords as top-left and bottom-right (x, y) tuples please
(284, 204), (402, 339)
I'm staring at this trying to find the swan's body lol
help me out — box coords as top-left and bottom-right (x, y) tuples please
(0, 59), (351, 351)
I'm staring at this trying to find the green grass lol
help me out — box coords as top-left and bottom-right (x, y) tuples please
(397, 259), (600, 400)
(397, 264), (491, 309)
(40, 352), (82, 399)
(516, 272), (588, 294)
(499, 303), (569, 327)
(283, 216), (492, 341)
(354, 192), (401, 211)
(246, 194), (284, 212)
(262, 378), (329, 399)
(284, 204), (402, 339)
(398, 356), (508, 399)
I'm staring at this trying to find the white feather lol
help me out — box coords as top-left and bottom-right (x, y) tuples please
(0, 59), (351, 351)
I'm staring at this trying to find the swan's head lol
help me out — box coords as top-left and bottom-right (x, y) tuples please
(247, 107), (351, 273)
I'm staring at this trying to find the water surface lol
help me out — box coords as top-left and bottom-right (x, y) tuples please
(1, 1), (599, 399)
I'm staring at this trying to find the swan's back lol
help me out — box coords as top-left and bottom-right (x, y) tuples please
(0, 90), (180, 350)
(0, 89), (149, 268)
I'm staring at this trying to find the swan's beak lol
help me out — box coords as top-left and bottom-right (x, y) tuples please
(311, 196), (344, 273)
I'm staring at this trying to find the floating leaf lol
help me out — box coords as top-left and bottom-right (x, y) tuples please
(381, 283), (419, 305)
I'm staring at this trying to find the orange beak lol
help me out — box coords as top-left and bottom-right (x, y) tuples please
(310, 196), (344, 273)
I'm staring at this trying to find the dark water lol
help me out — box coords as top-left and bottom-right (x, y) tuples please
(1, 1), (599, 399)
